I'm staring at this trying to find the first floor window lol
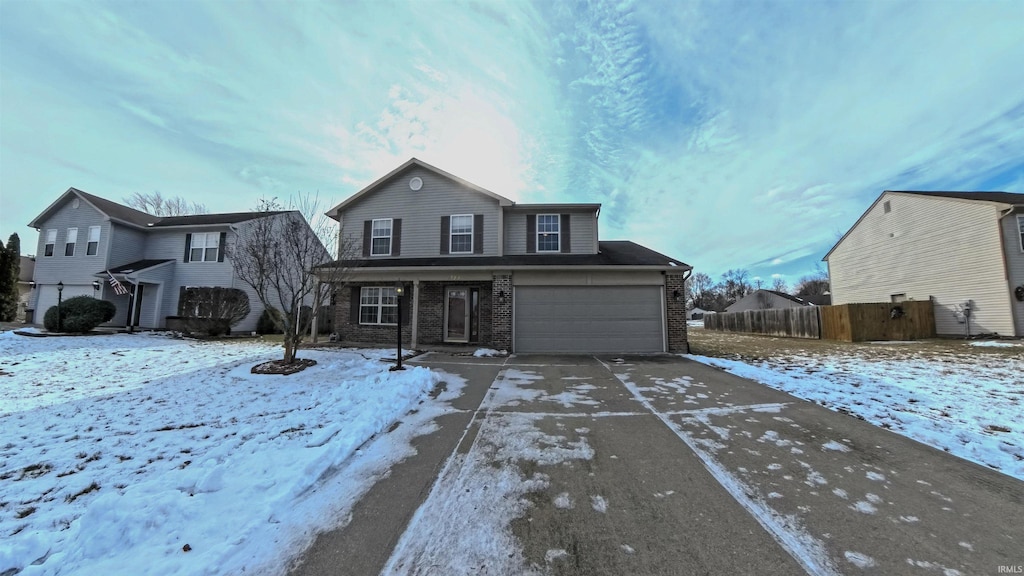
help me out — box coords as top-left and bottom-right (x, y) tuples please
(360, 287), (397, 325)
(371, 219), (392, 256)
(64, 228), (78, 256)
(537, 214), (560, 252)
(450, 214), (473, 253)
(44, 229), (57, 257)
(87, 226), (100, 255)
(189, 232), (219, 262)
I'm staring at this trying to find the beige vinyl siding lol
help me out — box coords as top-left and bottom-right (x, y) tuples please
(340, 166), (502, 258)
(503, 211), (599, 255)
(1000, 210), (1024, 335)
(828, 193), (1015, 336)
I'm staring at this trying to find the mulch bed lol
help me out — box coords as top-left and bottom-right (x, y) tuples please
(250, 358), (317, 375)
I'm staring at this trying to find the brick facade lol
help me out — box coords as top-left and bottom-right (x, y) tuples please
(665, 273), (689, 353)
(491, 273), (512, 351)
(334, 280), (495, 347)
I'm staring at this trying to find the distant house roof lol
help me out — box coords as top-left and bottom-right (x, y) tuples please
(801, 294), (832, 306)
(725, 289), (812, 312)
(317, 241), (690, 271)
(824, 189), (1024, 260)
(326, 157), (515, 218)
(28, 187), (286, 230)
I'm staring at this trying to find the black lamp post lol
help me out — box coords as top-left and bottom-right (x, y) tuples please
(390, 282), (405, 371)
(92, 280), (101, 298)
(56, 281), (64, 332)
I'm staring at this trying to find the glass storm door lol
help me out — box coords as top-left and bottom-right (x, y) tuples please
(445, 287), (470, 342)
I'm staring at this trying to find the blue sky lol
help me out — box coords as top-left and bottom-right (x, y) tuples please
(2, 0), (1022, 286)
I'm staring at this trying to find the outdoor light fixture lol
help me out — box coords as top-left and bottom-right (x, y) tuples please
(56, 281), (64, 332)
(497, 290), (507, 305)
(390, 282), (405, 371)
(672, 289), (681, 301)
(92, 280), (101, 296)
(29, 281), (35, 289)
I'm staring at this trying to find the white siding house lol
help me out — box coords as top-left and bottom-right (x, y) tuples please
(825, 191), (1024, 337)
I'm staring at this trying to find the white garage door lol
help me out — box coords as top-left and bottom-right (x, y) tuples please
(514, 286), (664, 354)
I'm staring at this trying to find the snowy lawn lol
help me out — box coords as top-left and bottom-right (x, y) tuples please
(687, 328), (1024, 480)
(0, 330), (448, 575)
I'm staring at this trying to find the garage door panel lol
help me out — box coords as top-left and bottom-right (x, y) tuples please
(514, 286), (664, 354)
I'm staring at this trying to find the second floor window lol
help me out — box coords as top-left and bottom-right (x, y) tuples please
(87, 226), (100, 256)
(189, 232), (219, 262)
(65, 228), (78, 256)
(450, 214), (473, 254)
(371, 219), (392, 256)
(44, 229), (57, 257)
(537, 214), (560, 252)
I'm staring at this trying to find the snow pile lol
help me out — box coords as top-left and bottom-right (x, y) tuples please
(968, 340), (1020, 348)
(473, 348), (506, 357)
(687, 350), (1024, 480)
(0, 331), (443, 576)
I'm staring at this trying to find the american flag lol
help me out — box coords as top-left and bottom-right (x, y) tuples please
(107, 271), (129, 296)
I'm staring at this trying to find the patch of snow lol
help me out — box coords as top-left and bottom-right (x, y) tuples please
(906, 558), (964, 576)
(620, 544), (635, 554)
(866, 471), (887, 482)
(832, 488), (848, 499)
(899, 515), (920, 523)
(958, 541), (973, 552)
(553, 492), (573, 509)
(850, 501), (877, 514)
(472, 348), (506, 357)
(865, 493), (882, 504)
(822, 441), (851, 452)
(968, 340), (1020, 348)
(844, 551), (876, 568)
(545, 549), (568, 563)
(591, 495), (608, 513)
(767, 492), (783, 499)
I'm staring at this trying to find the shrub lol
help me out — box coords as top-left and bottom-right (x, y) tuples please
(256, 308), (283, 335)
(44, 296), (116, 333)
(179, 287), (250, 337)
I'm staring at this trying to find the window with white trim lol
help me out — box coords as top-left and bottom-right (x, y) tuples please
(189, 232), (219, 262)
(359, 287), (398, 325)
(537, 214), (560, 252)
(1018, 215), (1024, 252)
(64, 228), (78, 256)
(87, 226), (101, 256)
(450, 214), (473, 254)
(371, 219), (392, 256)
(44, 229), (57, 257)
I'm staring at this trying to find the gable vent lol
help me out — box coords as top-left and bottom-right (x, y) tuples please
(409, 177), (423, 191)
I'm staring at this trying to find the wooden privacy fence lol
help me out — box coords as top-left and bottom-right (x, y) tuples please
(704, 300), (936, 342)
(703, 306), (821, 339)
(819, 301), (935, 342)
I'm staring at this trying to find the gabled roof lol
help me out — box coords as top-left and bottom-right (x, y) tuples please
(823, 189), (1024, 260)
(316, 241), (690, 271)
(28, 187), (289, 230)
(326, 157), (514, 219)
(101, 259), (175, 275)
(29, 188), (157, 229)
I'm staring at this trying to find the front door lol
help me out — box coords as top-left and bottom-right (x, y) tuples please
(445, 287), (470, 342)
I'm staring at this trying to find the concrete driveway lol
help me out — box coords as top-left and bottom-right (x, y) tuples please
(291, 353), (1023, 575)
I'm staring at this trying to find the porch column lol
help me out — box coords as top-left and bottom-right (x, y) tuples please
(411, 280), (420, 349)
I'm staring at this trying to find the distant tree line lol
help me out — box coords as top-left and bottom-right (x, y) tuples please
(685, 267), (829, 312)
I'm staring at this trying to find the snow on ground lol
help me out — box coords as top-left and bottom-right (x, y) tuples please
(687, 348), (1024, 480)
(473, 348), (506, 357)
(0, 331), (453, 576)
(968, 340), (1021, 348)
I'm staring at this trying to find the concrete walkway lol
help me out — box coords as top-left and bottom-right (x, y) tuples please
(291, 353), (1023, 575)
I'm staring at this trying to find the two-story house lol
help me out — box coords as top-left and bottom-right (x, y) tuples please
(27, 188), (324, 333)
(316, 158), (692, 354)
(825, 190), (1024, 337)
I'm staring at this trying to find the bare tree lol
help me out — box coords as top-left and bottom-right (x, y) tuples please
(771, 276), (789, 294)
(125, 191), (208, 216)
(795, 265), (830, 297)
(721, 268), (752, 305)
(689, 272), (716, 310)
(230, 194), (353, 364)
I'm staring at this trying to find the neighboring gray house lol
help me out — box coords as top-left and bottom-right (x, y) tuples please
(689, 306), (713, 320)
(825, 190), (1024, 337)
(725, 289), (812, 313)
(316, 158), (692, 354)
(26, 188), (324, 332)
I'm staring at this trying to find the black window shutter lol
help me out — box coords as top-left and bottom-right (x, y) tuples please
(350, 286), (361, 322)
(440, 216), (451, 255)
(362, 220), (372, 257)
(526, 214), (536, 253)
(178, 286), (187, 315)
(560, 214), (571, 253)
(473, 214), (484, 254)
(183, 233), (192, 262)
(392, 219), (402, 256)
(217, 232), (227, 262)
